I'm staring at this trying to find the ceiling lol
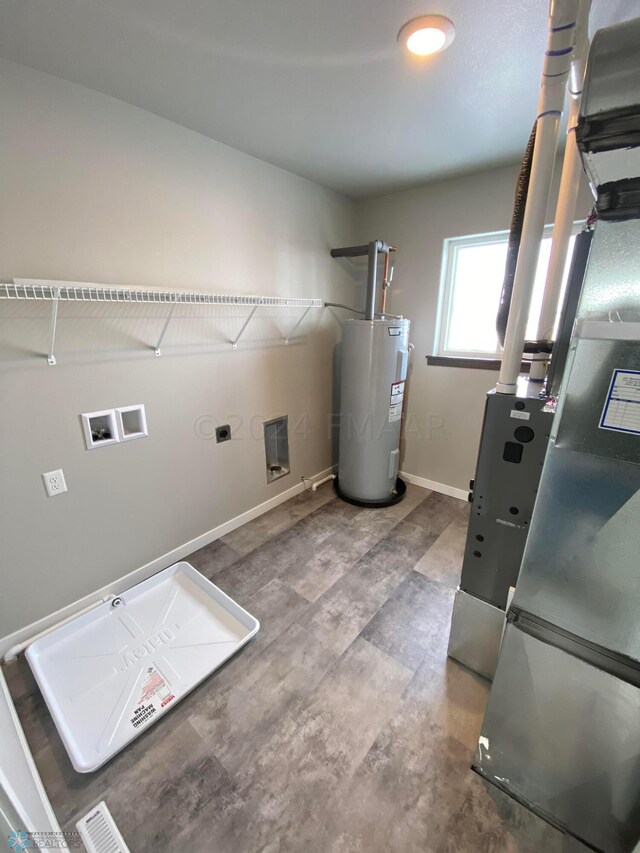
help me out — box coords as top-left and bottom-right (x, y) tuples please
(1, 0), (638, 198)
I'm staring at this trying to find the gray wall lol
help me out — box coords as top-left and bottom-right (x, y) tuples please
(0, 60), (356, 637)
(357, 161), (595, 492)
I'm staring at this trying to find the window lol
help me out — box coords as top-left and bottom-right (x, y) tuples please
(435, 225), (578, 359)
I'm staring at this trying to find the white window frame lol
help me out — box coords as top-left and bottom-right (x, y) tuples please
(434, 223), (581, 360)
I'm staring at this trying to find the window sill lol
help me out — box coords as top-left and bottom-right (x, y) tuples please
(426, 355), (530, 372)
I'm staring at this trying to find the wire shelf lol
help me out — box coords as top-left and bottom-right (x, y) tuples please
(2, 280), (324, 308)
(0, 279), (325, 363)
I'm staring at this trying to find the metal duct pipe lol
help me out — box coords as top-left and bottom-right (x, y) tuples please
(496, 0), (578, 394)
(330, 244), (373, 259)
(329, 242), (390, 260)
(530, 0), (591, 381)
(365, 240), (386, 320)
(544, 226), (593, 396)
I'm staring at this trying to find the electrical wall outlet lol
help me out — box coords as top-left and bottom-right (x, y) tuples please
(42, 469), (68, 497)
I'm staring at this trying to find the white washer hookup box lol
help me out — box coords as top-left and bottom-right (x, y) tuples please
(25, 562), (259, 772)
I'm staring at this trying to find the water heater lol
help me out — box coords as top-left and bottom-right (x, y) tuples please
(330, 240), (410, 507)
(338, 318), (410, 504)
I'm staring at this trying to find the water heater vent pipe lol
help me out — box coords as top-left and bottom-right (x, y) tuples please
(496, 0), (579, 394)
(365, 241), (385, 319)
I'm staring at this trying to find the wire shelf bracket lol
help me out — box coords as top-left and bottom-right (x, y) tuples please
(284, 306), (311, 345)
(231, 305), (258, 349)
(47, 287), (61, 366)
(154, 304), (177, 357)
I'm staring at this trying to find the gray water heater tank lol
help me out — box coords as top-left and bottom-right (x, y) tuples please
(338, 317), (410, 504)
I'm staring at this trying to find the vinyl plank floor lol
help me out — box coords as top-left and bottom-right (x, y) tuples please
(326, 659), (564, 853)
(5, 481), (579, 853)
(213, 497), (360, 604)
(361, 570), (455, 672)
(221, 484), (335, 555)
(189, 622), (339, 775)
(414, 512), (469, 589)
(283, 483), (430, 602)
(187, 538), (242, 579)
(202, 637), (413, 853)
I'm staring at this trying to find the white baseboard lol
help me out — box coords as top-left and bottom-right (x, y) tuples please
(400, 470), (468, 502)
(0, 465), (336, 660)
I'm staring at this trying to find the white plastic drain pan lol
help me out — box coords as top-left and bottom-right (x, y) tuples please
(25, 562), (259, 772)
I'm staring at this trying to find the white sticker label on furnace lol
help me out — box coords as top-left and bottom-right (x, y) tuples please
(599, 369), (640, 436)
(510, 410), (530, 421)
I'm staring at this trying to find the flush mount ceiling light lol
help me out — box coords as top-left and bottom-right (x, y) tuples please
(398, 15), (455, 58)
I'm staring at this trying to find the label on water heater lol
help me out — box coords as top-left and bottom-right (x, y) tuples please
(389, 381), (405, 422)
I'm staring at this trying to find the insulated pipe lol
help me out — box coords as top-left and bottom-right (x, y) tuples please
(497, 124), (537, 348)
(496, 0), (578, 394)
(530, 0), (591, 381)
